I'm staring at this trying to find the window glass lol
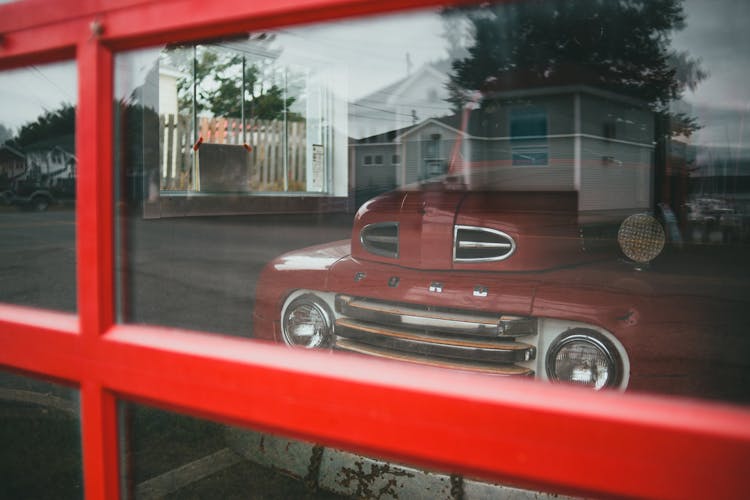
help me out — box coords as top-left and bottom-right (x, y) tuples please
(0, 61), (77, 312)
(115, 0), (750, 407)
(120, 402), (568, 499)
(0, 371), (82, 498)
(120, 403), (352, 499)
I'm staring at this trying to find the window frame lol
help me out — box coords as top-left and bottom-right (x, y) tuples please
(0, 1), (749, 499)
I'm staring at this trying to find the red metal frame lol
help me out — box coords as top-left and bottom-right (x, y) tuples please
(1, 1), (749, 499)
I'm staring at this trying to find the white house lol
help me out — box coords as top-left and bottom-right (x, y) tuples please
(394, 85), (655, 215)
(349, 61), (453, 140)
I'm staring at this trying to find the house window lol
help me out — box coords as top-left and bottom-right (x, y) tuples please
(510, 107), (548, 139)
(374, 154), (383, 165)
(511, 146), (549, 166)
(364, 155), (373, 165)
(510, 107), (548, 166)
(603, 120), (616, 139)
(392, 154), (400, 165)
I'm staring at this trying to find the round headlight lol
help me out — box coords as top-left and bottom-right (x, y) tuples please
(546, 331), (622, 390)
(281, 294), (334, 348)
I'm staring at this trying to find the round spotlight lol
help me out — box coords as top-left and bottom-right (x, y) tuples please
(281, 294), (334, 348)
(546, 330), (622, 390)
(617, 213), (666, 263)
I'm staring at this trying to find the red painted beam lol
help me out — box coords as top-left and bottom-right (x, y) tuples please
(0, 304), (80, 381)
(76, 37), (115, 338)
(76, 33), (120, 500)
(98, 325), (750, 500)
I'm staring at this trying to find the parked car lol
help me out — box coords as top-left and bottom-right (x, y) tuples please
(8, 176), (75, 211)
(253, 180), (750, 404)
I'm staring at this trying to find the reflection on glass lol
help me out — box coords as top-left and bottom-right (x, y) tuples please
(116, 1), (750, 405)
(121, 403), (563, 499)
(0, 61), (77, 311)
(0, 371), (82, 498)
(120, 403), (352, 499)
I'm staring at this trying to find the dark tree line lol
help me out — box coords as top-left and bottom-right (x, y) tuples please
(446, 0), (706, 136)
(2, 104), (75, 149)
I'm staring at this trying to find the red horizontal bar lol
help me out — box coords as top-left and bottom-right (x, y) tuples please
(0, 304), (81, 381)
(0, 0), (473, 59)
(0, 0), (153, 33)
(98, 324), (750, 499)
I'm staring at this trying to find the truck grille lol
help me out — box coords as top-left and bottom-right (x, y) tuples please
(334, 295), (537, 376)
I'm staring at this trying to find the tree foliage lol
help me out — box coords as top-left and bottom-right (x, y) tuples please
(446, 0), (706, 135)
(0, 123), (12, 145)
(169, 39), (300, 122)
(8, 104), (75, 148)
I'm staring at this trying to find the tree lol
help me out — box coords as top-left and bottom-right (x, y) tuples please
(167, 37), (300, 122)
(8, 104), (75, 149)
(207, 55), (299, 121)
(0, 123), (12, 145)
(445, 0), (706, 136)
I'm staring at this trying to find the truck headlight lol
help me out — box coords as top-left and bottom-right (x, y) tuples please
(281, 294), (334, 348)
(545, 330), (622, 390)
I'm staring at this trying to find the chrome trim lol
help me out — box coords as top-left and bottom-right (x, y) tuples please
(335, 317), (536, 363)
(336, 338), (535, 377)
(334, 294), (538, 379)
(281, 293), (335, 348)
(454, 225), (517, 263)
(458, 241), (513, 249)
(360, 221), (399, 259)
(545, 330), (622, 389)
(335, 295), (537, 338)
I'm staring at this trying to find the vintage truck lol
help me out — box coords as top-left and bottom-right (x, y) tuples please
(245, 181), (749, 497)
(252, 182), (750, 403)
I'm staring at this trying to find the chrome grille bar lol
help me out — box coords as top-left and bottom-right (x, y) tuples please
(336, 338), (535, 377)
(335, 295), (537, 337)
(336, 318), (536, 363)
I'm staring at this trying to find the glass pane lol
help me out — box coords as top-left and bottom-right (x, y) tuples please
(0, 370), (82, 499)
(0, 61), (77, 312)
(120, 403), (352, 499)
(120, 403), (567, 499)
(116, 1), (750, 406)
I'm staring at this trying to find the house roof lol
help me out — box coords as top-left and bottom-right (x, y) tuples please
(0, 143), (26, 161)
(352, 124), (415, 144)
(354, 60), (452, 110)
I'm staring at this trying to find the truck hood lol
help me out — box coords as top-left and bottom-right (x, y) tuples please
(351, 187), (607, 272)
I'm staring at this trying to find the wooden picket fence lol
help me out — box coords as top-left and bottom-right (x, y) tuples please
(159, 114), (307, 191)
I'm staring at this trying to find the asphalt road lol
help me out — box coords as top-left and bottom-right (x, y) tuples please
(0, 207), (354, 337)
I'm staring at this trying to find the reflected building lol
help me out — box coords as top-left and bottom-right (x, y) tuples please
(352, 77), (656, 217)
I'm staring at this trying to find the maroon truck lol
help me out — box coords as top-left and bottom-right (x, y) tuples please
(253, 181), (750, 404)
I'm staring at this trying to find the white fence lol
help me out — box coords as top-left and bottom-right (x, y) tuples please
(159, 115), (307, 191)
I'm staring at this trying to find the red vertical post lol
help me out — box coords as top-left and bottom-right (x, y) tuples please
(77, 30), (120, 500)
